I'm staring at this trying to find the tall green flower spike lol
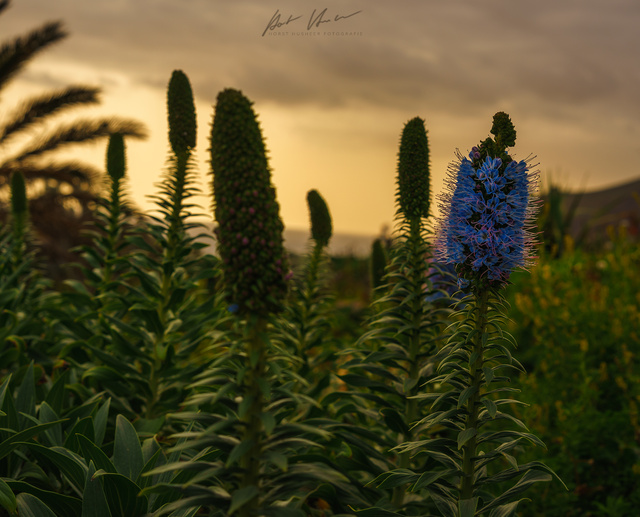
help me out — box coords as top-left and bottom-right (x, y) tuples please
(307, 189), (332, 248)
(101, 132), (127, 292)
(397, 116), (430, 218)
(211, 88), (289, 316)
(343, 117), (443, 513)
(106, 132), (125, 182)
(167, 69), (196, 156)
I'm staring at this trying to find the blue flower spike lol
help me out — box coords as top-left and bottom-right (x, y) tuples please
(435, 111), (539, 292)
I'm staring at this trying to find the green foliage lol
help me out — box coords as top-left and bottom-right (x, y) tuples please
(505, 230), (640, 516)
(334, 117), (448, 514)
(0, 72), (582, 517)
(390, 287), (560, 515)
(537, 181), (586, 258)
(369, 238), (388, 292)
(57, 71), (219, 425)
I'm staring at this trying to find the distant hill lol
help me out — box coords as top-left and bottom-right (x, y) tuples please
(559, 177), (640, 243)
(189, 222), (377, 257)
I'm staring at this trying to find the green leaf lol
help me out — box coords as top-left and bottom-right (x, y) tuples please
(92, 471), (147, 517)
(480, 470), (552, 513)
(141, 437), (161, 465)
(82, 461), (112, 517)
(488, 499), (530, 517)
(15, 493), (57, 517)
(265, 451), (288, 472)
(226, 439), (254, 468)
(82, 366), (124, 384)
(113, 415), (144, 481)
(0, 478), (16, 514)
(501, 452), (518, 470)
(380, 407), (410, 434)
(482, 398), (497, 419)
(351, 508), (402, 516)
(64, 279), (93, 297)
(458, 385), (478, 409)
(411, 469), (450, 491)
(93, 399), (110, 447)
(260, 411), (276, 435)
(457, 428), (477, 450)
(77, 434), (117, 474)
(44, 369), (70, 415)
(370, 469), (418, 489)
(19, 442), (88, 491)
(0, 420), (64, 460)
(64, 417), (95, 453)
(483, 366), (494, 385)
(430, 491), (458, 517)
(16, 362), (36, 425)
(229, 485), (259, 515)
(38, 402), (62, 447)
(9, 482), (81, 517)
(459, 497), (478, 517)
(133, 416), (165, 435)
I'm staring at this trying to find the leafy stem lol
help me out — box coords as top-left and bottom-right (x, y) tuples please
(238, 316), (268, 516)
(392, 216), (426, 507)
(460, 287), (489, 500)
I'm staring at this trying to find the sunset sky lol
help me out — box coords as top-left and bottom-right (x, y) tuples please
(2, 0), (639, 236)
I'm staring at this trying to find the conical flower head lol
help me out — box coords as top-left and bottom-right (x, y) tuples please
(106, 133), (126, 182)
(210, 88), (289, 315)
(397, 117), (430, 218)
(307, 189), (332, 247)
(167, 70), (196, 155)
(435, 112), (539, 291)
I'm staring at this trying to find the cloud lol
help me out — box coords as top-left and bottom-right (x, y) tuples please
(3, 0), (640, 234)
(6, 0), (639, 114)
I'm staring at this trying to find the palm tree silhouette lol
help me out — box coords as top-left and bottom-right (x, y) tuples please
(0, 0), (147, 278)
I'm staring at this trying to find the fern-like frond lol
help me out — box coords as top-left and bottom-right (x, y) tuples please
(0, 86), (101, 145)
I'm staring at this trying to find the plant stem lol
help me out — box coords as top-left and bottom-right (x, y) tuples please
(460, 288), (490, 500)
(239, 316), (268, 517)
(392, 216), (424, 508)
(298, 242), (323, 366)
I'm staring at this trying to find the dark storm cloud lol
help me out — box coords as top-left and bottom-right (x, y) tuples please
(4, 0), (638, 117)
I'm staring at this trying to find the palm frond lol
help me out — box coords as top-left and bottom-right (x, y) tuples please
(5, 118), (147, 163)
(0, 1), (10, 15)
(0, 161), (99, 188)
(0, 21), (67, 93)
(0, 86), (101, 145)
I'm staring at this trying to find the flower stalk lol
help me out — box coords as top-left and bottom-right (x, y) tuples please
(210, 88), (290, 514)
(460, 288), (489, 501)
